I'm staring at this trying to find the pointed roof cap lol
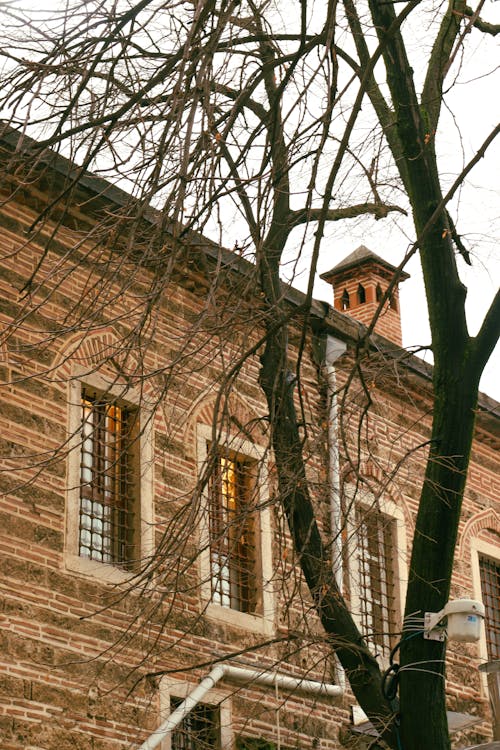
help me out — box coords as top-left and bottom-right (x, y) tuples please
(320, 245), (410, 282)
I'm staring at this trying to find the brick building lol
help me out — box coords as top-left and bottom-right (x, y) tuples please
(0, 131), (499, 750)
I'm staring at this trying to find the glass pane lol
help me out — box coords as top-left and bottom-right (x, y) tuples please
(208, 450), (258, 613)
(78, 390), (135, 568)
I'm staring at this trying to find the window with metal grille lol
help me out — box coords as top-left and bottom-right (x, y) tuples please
(171, 699), (219, 750)
(78, 388), (137, 568)
(479, 554), (500, 660)
(356, 507), (397, 658)
(208, 450), (259, 614)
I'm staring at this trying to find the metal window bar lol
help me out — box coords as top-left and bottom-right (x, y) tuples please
(356, 507), (396, 658)
(170, 698), (219, 750)
(208, 450), (258, 613)
(479, 555), (500, 660)
(79, 389), (136, 567)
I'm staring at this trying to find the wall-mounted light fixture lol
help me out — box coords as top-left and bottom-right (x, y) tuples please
(424, 598), (485, 642)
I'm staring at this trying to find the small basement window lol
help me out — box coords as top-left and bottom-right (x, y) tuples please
(171, 698), (220, 750)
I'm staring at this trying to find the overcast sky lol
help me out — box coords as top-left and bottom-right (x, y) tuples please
(312, 2), (500, 402)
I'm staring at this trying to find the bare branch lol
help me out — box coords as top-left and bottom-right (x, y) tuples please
(422, 0), (465, 133)
(289, 201), (407, 228)
(464, 4), (500, 34)
(473, 288), (500, 372)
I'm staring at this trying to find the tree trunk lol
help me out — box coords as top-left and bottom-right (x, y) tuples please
(399, 359), (480, 750)
(258, 291), (398, 747)
(362, 3), (489, 747)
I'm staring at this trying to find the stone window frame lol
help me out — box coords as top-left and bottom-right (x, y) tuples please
(65, 369), (154, 584)
(470, 536), (500, 693)
(159, 676), (233, 750)
(345, 486), (407, 665)
(197, 424), (275, 635)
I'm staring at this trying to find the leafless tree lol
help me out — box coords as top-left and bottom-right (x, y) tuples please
(0, 1), (499, 749)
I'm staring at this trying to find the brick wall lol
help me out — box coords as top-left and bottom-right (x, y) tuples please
(0, 162), (498, 749)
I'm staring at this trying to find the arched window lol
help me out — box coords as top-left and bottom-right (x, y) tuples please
(341, 288), (350, 310)
(357, 283), (366, 304)
(389, 293), (398, 312)
(376, 283), (383, 303)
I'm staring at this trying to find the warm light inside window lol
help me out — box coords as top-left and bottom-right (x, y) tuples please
(209, 449), (259, 614)
(78, 390), (136, 568)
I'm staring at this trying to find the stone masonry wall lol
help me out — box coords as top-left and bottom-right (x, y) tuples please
(0, 171), (498, 750)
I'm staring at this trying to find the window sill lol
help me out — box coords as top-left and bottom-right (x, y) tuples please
(204, 601), (274, 635)
(64, 552), (133, 585)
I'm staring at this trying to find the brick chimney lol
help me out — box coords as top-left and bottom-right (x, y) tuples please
(320, 245), (409, 346)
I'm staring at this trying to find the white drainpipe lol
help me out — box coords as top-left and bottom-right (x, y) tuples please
(325, 335), (347, 689)
(325, 335), (346, 593)
(138, 663), (343, 750)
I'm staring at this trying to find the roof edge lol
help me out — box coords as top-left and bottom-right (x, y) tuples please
(1, 125), (497, 420)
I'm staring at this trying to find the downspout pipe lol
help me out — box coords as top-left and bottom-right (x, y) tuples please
(137, 663), (343, 750)
(324, 335), (347, 595)
(138, 664), (226, 750)
(325, 335), (347, 690)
